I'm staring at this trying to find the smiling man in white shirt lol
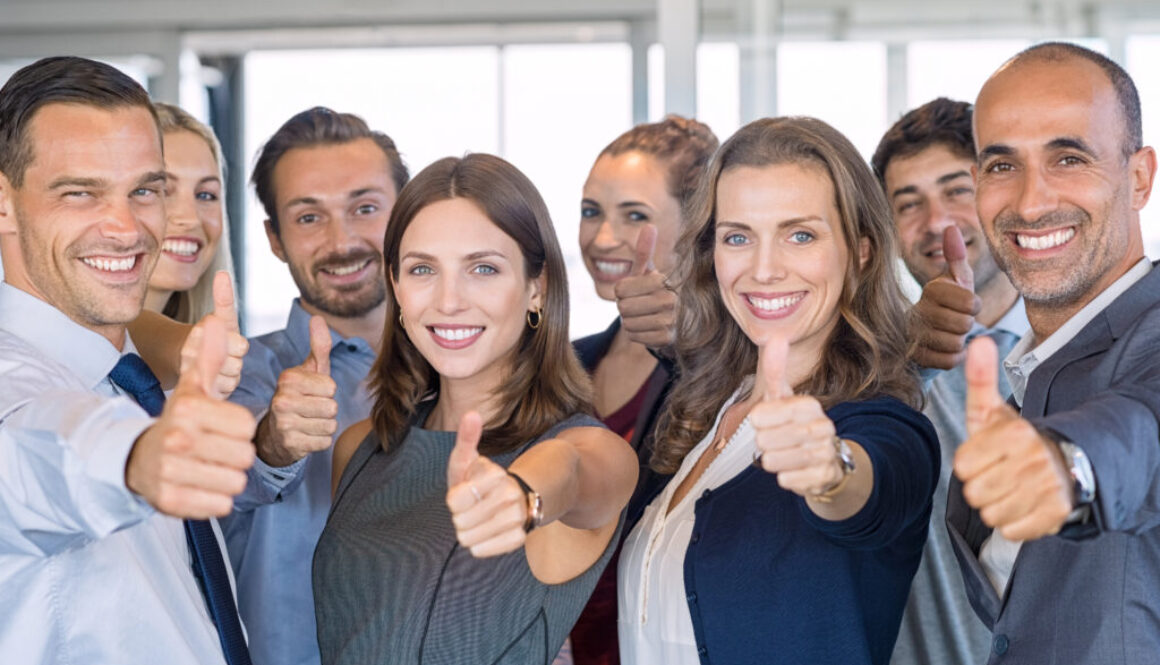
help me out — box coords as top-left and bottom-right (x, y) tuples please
(0, 56), (260, 664)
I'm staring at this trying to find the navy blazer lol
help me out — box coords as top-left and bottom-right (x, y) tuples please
(573, 318), (674, 528)
(947, 262), (1160, 665)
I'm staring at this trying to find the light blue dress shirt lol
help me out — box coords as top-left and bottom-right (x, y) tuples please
(0, 282), (235, 664)
(222, 299), (377, 665)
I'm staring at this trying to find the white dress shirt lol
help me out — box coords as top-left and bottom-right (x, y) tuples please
(0, 283), (233, 664)
(980, 258), (1152, 596)
(619, 381), (754, 665)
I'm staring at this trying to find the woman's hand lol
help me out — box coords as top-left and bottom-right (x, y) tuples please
(750, 338), (846, 498)
(446, 412), (529, 558)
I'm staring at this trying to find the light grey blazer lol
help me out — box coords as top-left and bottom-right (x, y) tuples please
(947, 262), (1160, 665)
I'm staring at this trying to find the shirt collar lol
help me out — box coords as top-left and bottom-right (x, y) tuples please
(1003, 257), (1152, 405)
(992, 297), (1030, 339)
(285, 298), (375, 357)
(0, 282), (128, 390)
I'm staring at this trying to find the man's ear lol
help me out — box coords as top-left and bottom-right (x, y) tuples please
(0, 171), (15, 235)
(264, 219), (287, 263)
(1130, 146), (1157, 212)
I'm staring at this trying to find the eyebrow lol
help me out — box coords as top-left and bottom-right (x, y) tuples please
(1047, 137), (1096, 156)
(978, 144), (1015, 161)
(936, 170), (972, 185)
(717, 216), (824, 230)
(284, 186), (388, 209)
(48, 176), (106, 190)
(401, 249), (509, 262)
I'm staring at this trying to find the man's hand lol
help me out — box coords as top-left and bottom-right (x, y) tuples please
(911, 226), (981, 370)
(613, 224), (677, 349)
(446, 411), (530, 557)
(125, 317), (258, 518)
(255, 315), (338, 468)
(751, 337), (846, 497)
(953, 336), (1074, 541)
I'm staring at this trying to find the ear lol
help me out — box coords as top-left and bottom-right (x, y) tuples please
(0, 171), (15, 235)
(264, 219), (287, 263)
(528, 272), (547, 311)
(1129, 146), (1157, 212)
(858, 236), (871, 270)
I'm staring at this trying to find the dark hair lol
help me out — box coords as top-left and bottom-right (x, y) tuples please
(0, 56), (155, 187)
(250, 106), (409, 234)
(370, 154), (592, 454)
(652, 117), (920, 474)
(871, 97), (974, 187)
(598, 114), (719, 207)
(1008, 41), (1142, 159)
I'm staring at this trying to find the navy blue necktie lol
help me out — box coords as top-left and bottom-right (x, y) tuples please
(108, 353), (252, 665)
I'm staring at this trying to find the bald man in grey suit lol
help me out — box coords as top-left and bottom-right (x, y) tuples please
(947, 42), (1160, 665)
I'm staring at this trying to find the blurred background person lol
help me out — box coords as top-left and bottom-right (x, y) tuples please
(569, 115), (718, 665)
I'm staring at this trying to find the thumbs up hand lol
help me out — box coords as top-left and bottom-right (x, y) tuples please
(613, 224), (678, 349)
(126, 316), (258, 518)
(446, 411), (530, 558)
(953, 337), (1074, 541)
(255, 315), (339, 467)
(750, 338), (848, 499)
(911, 226), (983, 370)
(206, 271), (249, 399)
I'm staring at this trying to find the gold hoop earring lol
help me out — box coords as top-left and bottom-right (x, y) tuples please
(398, 310), (405, 328)
(526, 308), (542, 330)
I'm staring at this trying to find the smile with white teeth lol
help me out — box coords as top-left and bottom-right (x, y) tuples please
(161, 239), (200, 256)
(81, 256), (137, 272)
(432, 326), (483, 341)
(594, 260), (631, 275)
(746, 293), (804, 311)
(1016, 228), (1075, 251)
(323, 259), (371, 276)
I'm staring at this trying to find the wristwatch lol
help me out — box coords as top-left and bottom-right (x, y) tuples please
(1039, 427), (1096, 517)
(812, 437), (856, 503)
(507, 471), (543, 533)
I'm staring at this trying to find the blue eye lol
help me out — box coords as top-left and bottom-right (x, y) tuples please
(409, 264), (434, 275)
(789, 230), (814, 244)
(722, 232), (747, 246)
(627, 211), (649, 222)
(580, 206), (600, 219)
(472, 264), (498, 275)
(195, 191), (219, 202)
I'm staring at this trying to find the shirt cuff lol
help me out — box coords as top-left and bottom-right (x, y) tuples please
(251, 455), (306, 493)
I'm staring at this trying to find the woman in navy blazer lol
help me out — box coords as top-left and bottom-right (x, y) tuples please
(617, 117), (939, 665)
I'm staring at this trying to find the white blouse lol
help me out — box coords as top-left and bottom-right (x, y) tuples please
(618, 382), (756, 665)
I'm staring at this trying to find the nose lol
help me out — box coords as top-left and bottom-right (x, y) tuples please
(1014, 166), (1059, 224)
(593, 220), (620, 250)
(97, 198), (145, 247)
(327, 215), (361, 253)
(435, 271), (467, 315)
(752, 240), (786, 284)
(164, 189), (198, 234)
(922, 196), (956, 237)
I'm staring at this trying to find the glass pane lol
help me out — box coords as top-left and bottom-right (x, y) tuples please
(502, 43), (633, 338)
(1128, 35), (1160, 259)
(647, 42), (741, 139)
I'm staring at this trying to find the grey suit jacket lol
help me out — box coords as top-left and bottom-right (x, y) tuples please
(947, 263), (1160, 665)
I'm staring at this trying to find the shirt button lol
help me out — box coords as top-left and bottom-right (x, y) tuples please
(686, 592), (697, 603)
(701, 489), (712, 499)
(690, 533), (700, 544)
(993, 634), (1009, 655)
(697, 646), (707, 656)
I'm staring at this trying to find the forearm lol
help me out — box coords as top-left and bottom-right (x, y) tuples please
(509, 430), (637, 531)
(128, 310), (191, 390)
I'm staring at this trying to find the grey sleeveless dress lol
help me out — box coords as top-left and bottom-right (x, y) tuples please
(313, 407), (620, 665)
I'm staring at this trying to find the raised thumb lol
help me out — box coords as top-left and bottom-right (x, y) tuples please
(447, 411), (483, 486)
(965, 336), (1003, 435)
(631, 224), (658, 277)
(305, 315), (332, 375)
(942, 226), (975, 292)
(759, 336), (792, 401)
(211, 271), (240, 333)
(177, 315), (228, 396)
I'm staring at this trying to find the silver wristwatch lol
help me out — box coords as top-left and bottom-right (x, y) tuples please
(1057, 440), (1096, 508)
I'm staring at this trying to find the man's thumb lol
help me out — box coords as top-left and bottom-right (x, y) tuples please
(305, 315), (332, 375)
(177, 316), (228, 396)
(942, 226), (975, 292)
(965, 336), (1003, 435)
